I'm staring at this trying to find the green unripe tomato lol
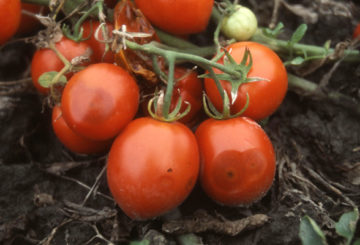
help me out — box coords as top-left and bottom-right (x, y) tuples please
(221, 5), (258, 41)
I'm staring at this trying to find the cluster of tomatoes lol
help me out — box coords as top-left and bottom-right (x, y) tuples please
(2, 0), (289, 220)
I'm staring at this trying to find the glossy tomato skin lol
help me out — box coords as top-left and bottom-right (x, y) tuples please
(107, 117), (200, 220)
(31, 37), (91, 94)
(82, 20), (114, 63)
(61, 63), (139, 141)
(204, 42), (288, 121)
(52, 105), (111, 154)
(195, 117), (276, 206)
(134, 0), (214, 35)
(0, 0), (21, 45)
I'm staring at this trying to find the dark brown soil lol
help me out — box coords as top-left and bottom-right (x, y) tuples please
(1, 0), (360, 244)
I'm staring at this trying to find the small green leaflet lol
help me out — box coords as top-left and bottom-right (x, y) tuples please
(299, 216), (328, 245)
(38, 71), (67, 88)
(289, 24), (308, 46)
(335, 208), (359, 245)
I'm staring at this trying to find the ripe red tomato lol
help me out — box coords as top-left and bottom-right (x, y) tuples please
(107, 117), (199, 220)
(52, 105), (111, 154)
(82, 20), (114, 63)
(353, 23), (360, 39)
(142, 67), (203, 124)
(31, 37), (91, 94)
(204, 42), (288, 121)
(61, 63), (139, 141)
(17, 3), (47, 35)
(170, 67), (203, 124)
(134, 0), (214, 35)
(0, 0), (21, 45)
(195, 117), (276, 206)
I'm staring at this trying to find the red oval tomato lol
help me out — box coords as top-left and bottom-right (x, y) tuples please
(61, 63), (139, 141)
(0, 0), (21, 45)
(134, 0), (214, 35)
(52, 105), (111, 154)
(82, 20), (114, 63)
(107, 117), (199, 220)
(195, 117), (276, 206)
(204, 42), (288, 121)
(31, 37), (92, 94)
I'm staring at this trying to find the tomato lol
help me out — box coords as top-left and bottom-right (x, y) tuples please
(142, 67), (203, 124)
(52, 105), (111, 154)
(107, 117), (199, 220)
(17, 3), (47, 35)
(0, 0), (21, 45)
(82, 20), (114, 63)
(221, 5), (258, 41)
(134, 0), (214, 35)
(204, 42), (288, 121)
(195, 117), (276, 206)
(61, 63), (139, 141)
(353, 23), (360, 39)
(31, 37), (91, 94)
(170, 67), (203, 124)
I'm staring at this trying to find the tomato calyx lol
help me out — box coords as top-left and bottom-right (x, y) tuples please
(203, 90), (249, 120)
(147, 90), (191, 123)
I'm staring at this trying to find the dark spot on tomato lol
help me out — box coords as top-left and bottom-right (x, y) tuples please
(167, 168), (173, 173)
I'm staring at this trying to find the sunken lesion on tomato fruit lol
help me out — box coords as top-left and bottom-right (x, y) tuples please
(210, 149), (268, 191)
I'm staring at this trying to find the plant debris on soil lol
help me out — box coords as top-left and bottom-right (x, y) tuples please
(1, 0), (360, 244)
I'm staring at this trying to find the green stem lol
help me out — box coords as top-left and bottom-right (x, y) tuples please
(21, 0), (49, 5)
(287, 73), (360, 115)
(251, 29), (360, 62)
(126, 41), (238, 78)
(162, 56), (176, 119)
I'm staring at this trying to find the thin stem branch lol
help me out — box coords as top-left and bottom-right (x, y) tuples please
(251, 29), (360, 62)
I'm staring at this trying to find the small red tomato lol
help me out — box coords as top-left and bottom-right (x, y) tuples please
(0, 0), (21, 45)
(52, 105), (111, 154)
(107, 117), (200, 220)
(61, 63), (139, 141)
(195, 117), (276, 206)
(134, 0), (214, 35)
(82, 20), (114, 63)
(142, 67), (203, 125)
(204, 42), (288, 121)
(31, 37), (91, 94)
(353, 23), (360, 39)
(170, 67), (203, 125)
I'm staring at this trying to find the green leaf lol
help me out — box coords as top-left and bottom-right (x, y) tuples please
(285, 56), (305, 66)
(335, 208), (359, 244)
(299, 216), (328, 245)
(38, 72), (67, 88)
(290, 24), (308, 45)
(263, 22), (284, 38)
